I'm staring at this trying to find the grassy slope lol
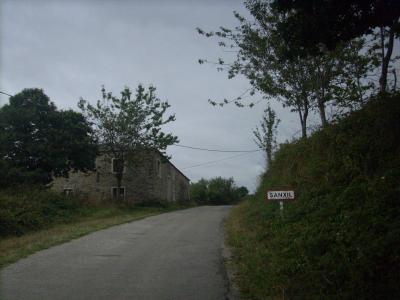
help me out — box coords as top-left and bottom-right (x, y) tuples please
(0, 206), (182, 268)
(227, 94), (400, 299)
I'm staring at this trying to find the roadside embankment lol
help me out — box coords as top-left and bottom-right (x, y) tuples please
(226, 93), (400, 299)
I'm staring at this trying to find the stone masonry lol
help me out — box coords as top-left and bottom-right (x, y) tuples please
(51, 151), (190, 204)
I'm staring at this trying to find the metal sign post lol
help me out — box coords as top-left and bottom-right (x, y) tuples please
(267, 190), (295, 211)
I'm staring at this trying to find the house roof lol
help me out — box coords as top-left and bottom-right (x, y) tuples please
(165, 157), (190, 182)
(155, 150), (190, 182)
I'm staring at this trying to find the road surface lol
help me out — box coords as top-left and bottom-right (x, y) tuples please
(0, 206), (232, 300)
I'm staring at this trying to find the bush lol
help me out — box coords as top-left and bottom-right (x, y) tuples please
(190, 177), (248, 205)
(0, 188), (85, 237)
(228, 93), (400, 299)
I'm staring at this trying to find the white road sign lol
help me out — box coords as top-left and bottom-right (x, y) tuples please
(267, 190), (295, 200)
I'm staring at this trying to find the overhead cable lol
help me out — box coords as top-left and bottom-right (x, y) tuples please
(181, 150), (261, 170)
(0, 91), (13, 97)
(172, 144), (259, 153)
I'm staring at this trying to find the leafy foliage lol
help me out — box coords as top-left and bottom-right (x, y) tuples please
(227, 93), (400, 299)
(253, 105), (279, 167)
(269, 0), (400, 53)
(190, 177), (248, 205)
(198, 3), (375, 135)
(0, 188), (84, 237)
(0, 88), (97, 186)
(78, 85), (178, 193)
(266, 0), (399, 92)
(79, 85), (177, 157)
(190, 178), (209, 206)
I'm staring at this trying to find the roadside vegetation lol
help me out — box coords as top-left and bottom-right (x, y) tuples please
(226, 94), (400, 299)
(0, 188), (185, 238)
(198, 0), (399, 298)
(0, 197), (182, 268)
(0, 187), (191, 268)
(190, 177), (249, 205)
(0, 85), (185, 268)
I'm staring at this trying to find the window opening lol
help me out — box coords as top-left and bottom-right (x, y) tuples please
(111, 158), (125, 174)
(111, 187), (125, 200)
(63, 188), (73, 196)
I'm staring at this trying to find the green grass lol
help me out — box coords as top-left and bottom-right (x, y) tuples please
(0, 205), (181, 268)
(226, 93), (400, 299)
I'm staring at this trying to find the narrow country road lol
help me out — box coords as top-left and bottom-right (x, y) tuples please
(0, 206), (232, 300)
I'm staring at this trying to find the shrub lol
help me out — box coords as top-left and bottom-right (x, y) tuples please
(0, 188), (84, 237)
(228, 93), (400, 299)
(190, 177), (249, 205)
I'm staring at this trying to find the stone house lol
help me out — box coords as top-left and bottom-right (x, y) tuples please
(51, 151), (190, 204)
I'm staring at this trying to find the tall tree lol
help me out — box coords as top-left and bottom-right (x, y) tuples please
(78, 85), (178, 199)
(253, 105), (280, 167)
(270, 0), (400, 52)
(268, 0), (400, 92)
(306, 40), (374, 124)
(198, 4), (372, 131)
(0, 88), (97, 186)
(367, 25), (400, 93)
(331, 39), (377, 112)
(198, 12), (314, 135)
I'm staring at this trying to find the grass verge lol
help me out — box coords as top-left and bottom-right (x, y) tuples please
(225, 200), (262, 299)
(0, 205), (181, 269)
(226, 94), (400, 299)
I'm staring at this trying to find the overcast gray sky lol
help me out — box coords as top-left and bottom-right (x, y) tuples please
(0, 0), (306, 192)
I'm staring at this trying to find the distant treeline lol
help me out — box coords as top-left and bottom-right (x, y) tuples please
(190, 177), (249, 205)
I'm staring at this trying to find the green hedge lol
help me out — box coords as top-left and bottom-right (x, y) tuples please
(0, 189), (84, 237)
(228, 93), (400, 299)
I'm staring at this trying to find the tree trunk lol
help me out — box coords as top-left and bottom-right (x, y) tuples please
(301, 119), (307, 139)
(317, 97), (328, 127)
(297, 102), (308, 139)
(302, 99), (309, 138)
(315, 64), (328, 127)
(266, 150), (272, 170)
(379, 25), (395, 93)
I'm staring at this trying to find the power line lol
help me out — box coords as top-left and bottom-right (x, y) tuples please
(172, 144), (259, 153)
(0, 91), (13, 97)
(181, 150), (261, 170)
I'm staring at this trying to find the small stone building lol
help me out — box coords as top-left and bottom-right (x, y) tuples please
(51, 151), (190, 204)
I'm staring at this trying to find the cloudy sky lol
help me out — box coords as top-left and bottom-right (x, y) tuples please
(0, 0), (307, 192)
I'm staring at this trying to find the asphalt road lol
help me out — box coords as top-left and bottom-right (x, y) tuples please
(0, 206), (232, 300)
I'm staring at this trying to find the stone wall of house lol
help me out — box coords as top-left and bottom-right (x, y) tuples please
(51, 151), (190, 204)
(151, 157), (190, 203)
